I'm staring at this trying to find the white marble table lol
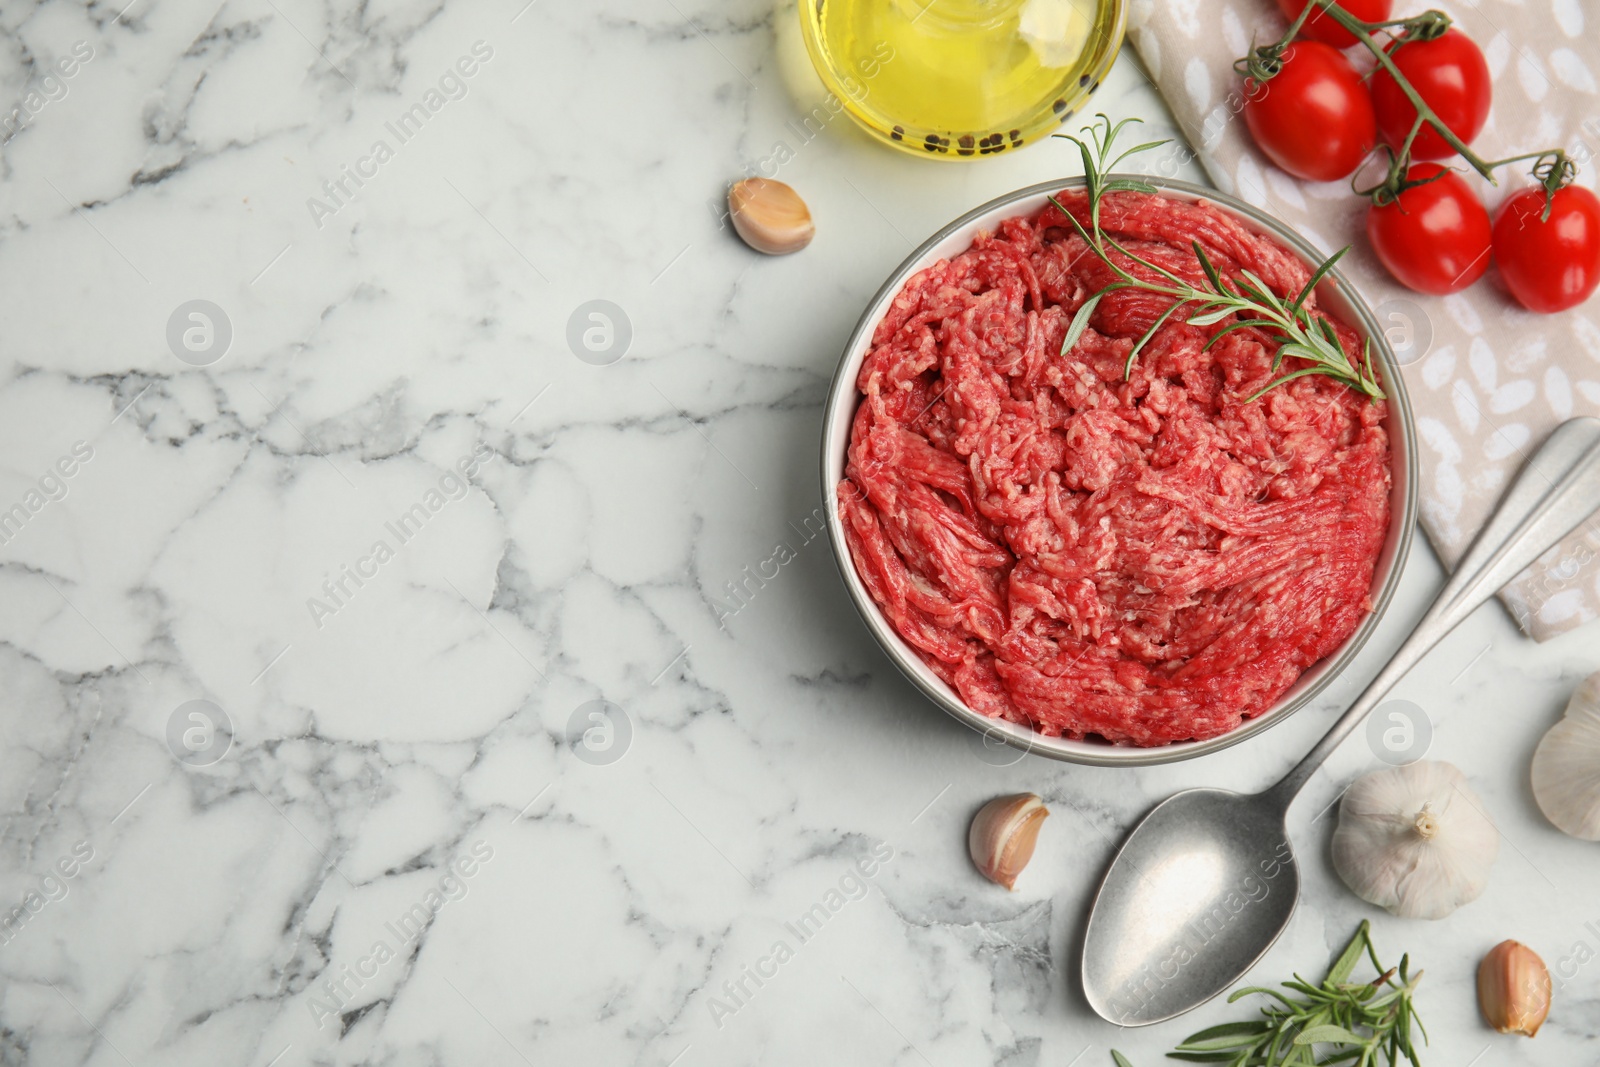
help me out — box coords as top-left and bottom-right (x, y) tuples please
(1, 2), (1597, 1065)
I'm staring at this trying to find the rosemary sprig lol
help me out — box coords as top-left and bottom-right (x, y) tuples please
(1049, 115), (1385, 403)
(1109, 921), (1427, 1067)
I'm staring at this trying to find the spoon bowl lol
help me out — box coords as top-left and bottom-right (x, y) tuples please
(1082, 789), (1298, 1026)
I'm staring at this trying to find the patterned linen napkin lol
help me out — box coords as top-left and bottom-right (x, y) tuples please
(1124, 0), (1600, 640)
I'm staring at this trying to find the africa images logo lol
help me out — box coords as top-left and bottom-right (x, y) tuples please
(704, 841), (895, 1030)
(305, 840), (494, 1029)
(304, 443), (496, 629)
(305, 41), (495, 229)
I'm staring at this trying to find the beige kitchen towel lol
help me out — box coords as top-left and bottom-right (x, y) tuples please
(1124, 0), (1600, 640)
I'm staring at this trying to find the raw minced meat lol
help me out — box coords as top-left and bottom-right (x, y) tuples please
(838, 189), (1391, 746)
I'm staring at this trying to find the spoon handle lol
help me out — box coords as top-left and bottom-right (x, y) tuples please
(1268, 416), (1600, 806)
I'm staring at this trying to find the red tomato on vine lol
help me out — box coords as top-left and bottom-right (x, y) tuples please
(1243, 42), (1377, 182)
(1492, 186), (1600, 313)
(1367, 164), (1492, 294)
(1371, 29), (1491, 162)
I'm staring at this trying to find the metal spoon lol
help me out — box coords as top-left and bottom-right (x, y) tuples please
(1081, 416), (1600, 1026)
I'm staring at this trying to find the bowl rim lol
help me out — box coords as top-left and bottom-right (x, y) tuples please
(819, 174), (1420, 767)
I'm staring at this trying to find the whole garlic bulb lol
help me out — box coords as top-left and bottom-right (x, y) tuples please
(1331, 760), (1499, 920)
(1531, 670), (1600, 841)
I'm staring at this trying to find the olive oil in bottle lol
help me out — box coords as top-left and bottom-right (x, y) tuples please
(798, 0), (1126, 159)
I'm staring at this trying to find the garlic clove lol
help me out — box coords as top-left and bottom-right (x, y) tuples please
(1531, 669), (1600, 841)
(969, 793), (1048, 890)
(1330, 760), (1499, 920)
(728, 178), (815, 255)
(1477, 939), (1551, 1037)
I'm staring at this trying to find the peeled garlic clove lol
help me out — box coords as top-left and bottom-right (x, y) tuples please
(1330, 760), (1499, 920)
(728, 178), (814, 255)
(1477, 939), (1551, 1037)
(1531, 669), (1600, 841)
(969, 793), (1048, 890)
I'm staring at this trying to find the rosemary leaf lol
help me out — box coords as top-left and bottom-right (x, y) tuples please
(1274, 341), (1328, 372)
(1192, 241), (1227, 294)
(1188, 305), (1244, 327)
(1294, 1024), (1365, 1046)
(1291, 245), (1348, 311)
(1063, 288), (1114, 355)
(1111, 139), (1172, 169)
(1126, 299), (1188, 377)
(1237, 270), (1287, 315)
(1228, 986), (1303, 1012)
(1165, 1052), (1243, 1064)
(1176, 1021), (1271, 1049)
(1317, 315), (1345, 353)
(1202, 319), (1279, 351)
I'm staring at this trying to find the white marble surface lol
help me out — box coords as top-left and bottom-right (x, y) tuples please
(0, 2), (1597, 1065)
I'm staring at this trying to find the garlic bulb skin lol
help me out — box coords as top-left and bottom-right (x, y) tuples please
(1531, 670), (1600, 841)
(1331, 760), (1499, 920)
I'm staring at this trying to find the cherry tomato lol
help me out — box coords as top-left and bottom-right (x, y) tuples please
(1366, 164), (1492, 294)
(1274, 0), (1393, 49)
(1492, 185), (1600, 313)
(1243, 42), (1376, 182)
(1371, 29), (1491, 161)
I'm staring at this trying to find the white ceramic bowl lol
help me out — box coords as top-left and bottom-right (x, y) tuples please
(820, 177), (1419, 766)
